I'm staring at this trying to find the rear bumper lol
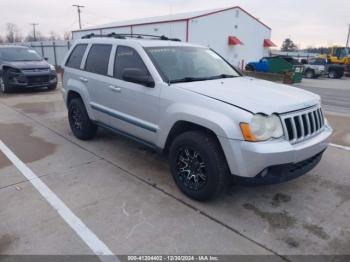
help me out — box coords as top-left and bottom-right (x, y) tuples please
(219, 123), (332, 180)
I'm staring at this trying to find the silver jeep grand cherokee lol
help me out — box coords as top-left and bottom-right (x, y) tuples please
(62, 34), (332, 201)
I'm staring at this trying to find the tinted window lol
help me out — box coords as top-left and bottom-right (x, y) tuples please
(85, 44), (112, 75)
(66, 44), (87, 69)
(114, 46), (149, 80)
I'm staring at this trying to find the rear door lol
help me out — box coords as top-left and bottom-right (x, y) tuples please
(63, 43), (88, 90)
(82, 43), (114, 124)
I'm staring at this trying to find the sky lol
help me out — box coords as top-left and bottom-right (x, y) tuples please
(0, 0), (349, 48)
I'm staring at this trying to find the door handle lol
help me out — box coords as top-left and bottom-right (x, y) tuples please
(108, 85), (122, 92)
(79, 77), (88, 83)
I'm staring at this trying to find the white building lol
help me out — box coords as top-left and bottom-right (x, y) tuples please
(72, 6), (275, 67)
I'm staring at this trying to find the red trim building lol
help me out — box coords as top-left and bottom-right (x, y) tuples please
(72, 6), (274, 67)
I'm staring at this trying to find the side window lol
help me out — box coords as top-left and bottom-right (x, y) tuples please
(85, 44), (112, 75)
(114, 46), (149, 80)
(65, 44), (87, 69)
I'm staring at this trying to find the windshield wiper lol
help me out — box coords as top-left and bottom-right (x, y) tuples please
(170, 77), (209, 84)
(208, 74), (236, 80)
(169, 74), (237, 84)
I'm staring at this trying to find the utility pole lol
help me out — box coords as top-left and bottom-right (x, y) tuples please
(72, 4), (84, 29)
(346, 24), (350, 47)
(30, 23), (39, 41)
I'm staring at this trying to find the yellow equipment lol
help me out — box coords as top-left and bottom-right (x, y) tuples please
(320, 46), (350, 64)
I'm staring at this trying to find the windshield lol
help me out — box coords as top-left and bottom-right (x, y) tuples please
(145, 46), (240, 83)
(0, 47), (42, 62)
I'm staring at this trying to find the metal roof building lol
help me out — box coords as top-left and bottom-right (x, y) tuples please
(72, 6), (275, 67)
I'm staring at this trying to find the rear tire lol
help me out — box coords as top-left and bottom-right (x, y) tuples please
(68, 98), (97, 140)
(168, 131), (230, 201)
(328, 70), (336, 79)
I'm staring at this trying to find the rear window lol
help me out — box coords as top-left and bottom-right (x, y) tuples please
(85, 44), (112, 75)
(65, 44), (87, 69)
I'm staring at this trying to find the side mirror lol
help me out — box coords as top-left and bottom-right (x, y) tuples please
(122, 68), (154, 87)
(44, 57), (49, 61)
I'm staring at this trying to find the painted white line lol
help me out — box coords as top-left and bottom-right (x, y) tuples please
(329, 143), (350, 151)
(0, 140), (118, 261)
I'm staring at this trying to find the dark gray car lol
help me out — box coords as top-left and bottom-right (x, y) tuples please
(0, 45), (58, 93)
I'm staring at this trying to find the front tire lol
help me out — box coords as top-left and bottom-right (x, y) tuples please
(68, 98), (97, 140)
(305, 69), (315, 79)
(168, 131), (230, 201)
(245, 64), (255, 71)
(0, 72), (13, 94)
(48, 83), (57, 91)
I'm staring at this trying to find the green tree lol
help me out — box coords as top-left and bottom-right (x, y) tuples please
(281, 38), (298, 52)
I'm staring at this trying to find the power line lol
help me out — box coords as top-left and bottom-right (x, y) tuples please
(30, 23), (39, 41)
(72, 4), (85, 29)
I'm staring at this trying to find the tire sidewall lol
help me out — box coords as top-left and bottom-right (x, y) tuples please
(0, 76), (4, 93)
(68, 98), (96, 140)
(0, 74), (8, 93)
(48, 83), (57, 90)
(169, 134), (222, 201)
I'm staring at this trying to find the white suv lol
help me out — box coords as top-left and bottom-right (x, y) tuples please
(62, 34), (332, 201)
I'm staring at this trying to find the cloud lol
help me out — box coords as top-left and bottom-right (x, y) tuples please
(0, 0), (349, 48)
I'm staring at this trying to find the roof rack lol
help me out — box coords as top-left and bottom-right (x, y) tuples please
(82, 33), (181, 42)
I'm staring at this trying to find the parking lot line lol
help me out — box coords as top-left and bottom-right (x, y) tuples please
(329, 143), (350, 151)
(0, 140), (118, 261)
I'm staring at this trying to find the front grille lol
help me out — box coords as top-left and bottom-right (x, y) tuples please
(22, 68), (50, 73)
(281, 106), (325, 143)
(27, 75), (49, 85)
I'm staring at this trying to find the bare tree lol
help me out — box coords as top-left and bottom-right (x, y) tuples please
(63, 31), (71, 40)
(25, 34), (35, 42)
(0, 35), (4, 43)
(49, 31), (61, 41)
(6, 23), (22, 43)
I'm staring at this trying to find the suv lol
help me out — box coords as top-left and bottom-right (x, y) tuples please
(0, 45), (58, 93)
(62, 34), (332, 201)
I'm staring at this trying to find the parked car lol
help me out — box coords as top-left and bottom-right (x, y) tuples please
(62, 34), (332, 201)
(302, 58), (344, 79)
(0, 45), (58, 93)
(245, 55), (304, 83)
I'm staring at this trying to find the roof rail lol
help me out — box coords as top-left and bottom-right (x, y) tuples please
(81, 33), (181, 42)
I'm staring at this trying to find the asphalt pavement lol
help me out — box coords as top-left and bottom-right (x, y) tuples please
(295, 78), (350, 114)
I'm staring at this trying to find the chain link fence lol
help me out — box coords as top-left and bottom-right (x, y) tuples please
(2, 40), (73, 68)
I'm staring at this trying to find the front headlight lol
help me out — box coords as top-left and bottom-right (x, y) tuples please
(49, 64), (56, 71)
(240, 114), (283, 142)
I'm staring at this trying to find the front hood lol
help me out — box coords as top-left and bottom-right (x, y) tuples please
(4, 60), (49, 70)
(174, 77), (320, 115)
